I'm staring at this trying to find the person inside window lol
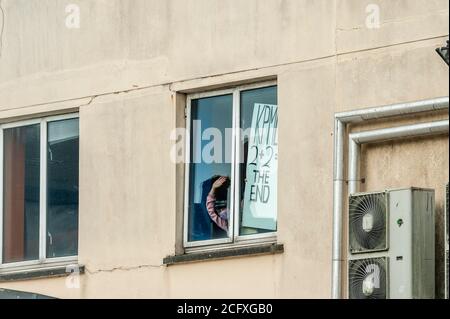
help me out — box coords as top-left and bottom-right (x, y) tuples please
(206, 176), (230, 232)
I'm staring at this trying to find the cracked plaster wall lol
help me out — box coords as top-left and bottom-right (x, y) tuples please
(0, 0), (448, 299)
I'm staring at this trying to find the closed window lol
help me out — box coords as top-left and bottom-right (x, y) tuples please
(184, 83), (278, 248)
(0, 114), (79, 267)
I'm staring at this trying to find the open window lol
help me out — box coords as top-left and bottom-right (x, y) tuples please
(184, 82), (278, 249)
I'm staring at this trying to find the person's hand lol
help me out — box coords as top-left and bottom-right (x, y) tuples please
(212, 176), (229, 190)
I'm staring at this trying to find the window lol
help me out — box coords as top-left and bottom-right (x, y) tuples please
(0, 114), (79, 269)
(184, 82), (278, 248)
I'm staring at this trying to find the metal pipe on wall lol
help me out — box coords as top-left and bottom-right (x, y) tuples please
(351, 120), (449, 144)
(347, 120), (449, 198)
(336, 97), (449, 124)
(331, 119), (345, 299)
(348, 140), (360, 195)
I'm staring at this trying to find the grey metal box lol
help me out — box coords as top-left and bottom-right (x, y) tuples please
(348, 188), (435, 299)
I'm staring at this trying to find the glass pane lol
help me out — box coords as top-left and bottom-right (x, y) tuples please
(46, 118), (79, 258)
(188, 94), (233, 242)
(239, 86), (278, 236)
(3, 125), (40, 263)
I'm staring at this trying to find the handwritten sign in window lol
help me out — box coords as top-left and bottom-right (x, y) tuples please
(242, 103), (278, 231)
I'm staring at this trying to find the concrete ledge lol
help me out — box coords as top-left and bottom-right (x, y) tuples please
(0, 265), (85, 283)
(163, 243), (284, 266)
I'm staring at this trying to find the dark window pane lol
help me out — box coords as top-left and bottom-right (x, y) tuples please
(46, 118), (79, 258)
(3, 125), (40, 263)
(239, 86), (278, 236)
(188, 95), (233, 242)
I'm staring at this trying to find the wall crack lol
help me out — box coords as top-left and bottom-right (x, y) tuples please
(77, 95), (98, 108)
(85, 263), (165, 275)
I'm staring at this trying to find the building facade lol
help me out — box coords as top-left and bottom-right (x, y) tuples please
(0, 0), (448, 298)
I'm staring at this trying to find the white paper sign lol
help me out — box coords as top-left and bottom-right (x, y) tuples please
(242, 103), (278, 231)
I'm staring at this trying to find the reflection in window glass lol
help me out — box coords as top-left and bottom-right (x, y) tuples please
(239, 86), (278, 236)
(188, 95), (233, 242)
(2, 125), (40, 264)
(46, 118), (79, 258)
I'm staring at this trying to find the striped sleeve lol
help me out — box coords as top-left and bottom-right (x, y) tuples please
(206, 193), (228, 232)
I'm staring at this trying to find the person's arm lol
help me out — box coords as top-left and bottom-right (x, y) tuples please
(206, 177), (229, 231)
(206, 192), (228, 232)
(206, 192), (228, 231)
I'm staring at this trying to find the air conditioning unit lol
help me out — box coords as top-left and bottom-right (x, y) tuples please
(446, 183), (449, 300)
(348, 188), (435, 299)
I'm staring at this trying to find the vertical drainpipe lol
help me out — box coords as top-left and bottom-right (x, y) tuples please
(331, 119), (345, 299)
(348, 138), (360, 195)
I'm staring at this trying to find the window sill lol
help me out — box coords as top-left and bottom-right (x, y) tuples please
(0, 264), (84, 283)
(163, 243), (284, 266)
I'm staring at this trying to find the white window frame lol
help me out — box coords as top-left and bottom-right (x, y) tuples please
(183, 81), (278, 250)
(0, 113), (79, 272)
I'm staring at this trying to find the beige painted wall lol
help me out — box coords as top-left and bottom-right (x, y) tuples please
(0, 0), (448, 298)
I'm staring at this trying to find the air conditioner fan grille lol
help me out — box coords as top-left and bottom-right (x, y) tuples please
(349, 258), (388, 299)
(349, 193), (387, 253)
